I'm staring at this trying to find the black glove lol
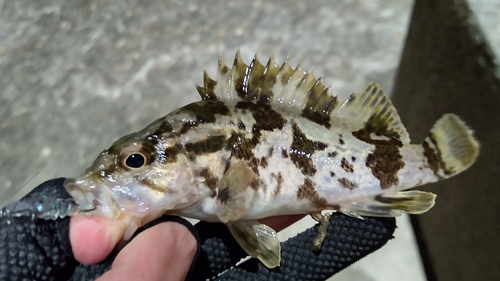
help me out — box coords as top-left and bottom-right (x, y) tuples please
(0, 178), (396, 281)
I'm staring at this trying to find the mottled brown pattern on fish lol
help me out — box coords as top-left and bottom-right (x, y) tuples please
(290, 123), (328, 176)
(185, 135), (227, 159)
(352, 115), (405, 189)
(250, 178), (264, 191)
(341, 157), (354, 173)
(267, 147), (273, 157)
(164, 144), (182, 163)
(152, 121), (175, 137)
(422, 140), (439, 175)
(235, 102), (287, 143)
(281, 148), (289, 158)
(297, 178), (328, 208)
(301, 108), (331, 129)
(360, 112), (402, 139)
(200, 168), (218, 193)
(226, 132), (257, 160)
(429, 133), (453, 175)
(271, 172), (284, 196)
(237, 121), (246, 130)
(422, 133), (451, 178)
(301, 87), (338, 129)
(328, 151), (338, 158)
(339, 134), (345, 145)
(179, 121), (197, 134)
(180, 100), (230, 124)
(338, 178), (357, 190)
(248, 157), (260, 174)
(260, 157), (268, 168)
(176, 100), (230, 134)
(226, 103), (287, 173)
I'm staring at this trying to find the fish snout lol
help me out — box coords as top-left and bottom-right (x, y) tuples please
(63, 177), (120, 218)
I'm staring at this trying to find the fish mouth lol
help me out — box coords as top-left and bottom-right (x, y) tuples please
(64, 177), (121, 218)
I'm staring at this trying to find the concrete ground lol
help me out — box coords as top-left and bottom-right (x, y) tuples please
(0, 1), (498, 280)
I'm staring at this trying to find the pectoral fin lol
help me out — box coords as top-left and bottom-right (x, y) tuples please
(227, 220), (281, 268)
(217, 161), (257, 223)
(343, 190), (436, 217)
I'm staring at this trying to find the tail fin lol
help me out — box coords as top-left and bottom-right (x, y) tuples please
(423, 114), (479, 179)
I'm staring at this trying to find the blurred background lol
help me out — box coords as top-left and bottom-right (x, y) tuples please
(0, 1), (498, 280)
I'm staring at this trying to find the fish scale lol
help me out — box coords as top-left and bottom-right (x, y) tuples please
(60, 51), (479, 269)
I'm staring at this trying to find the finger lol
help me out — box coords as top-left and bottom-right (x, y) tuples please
(70, 215), (132, 264)
(96, 222), (197, 281)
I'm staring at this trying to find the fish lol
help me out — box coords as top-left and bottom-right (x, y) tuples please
(64, 51), (479, 268)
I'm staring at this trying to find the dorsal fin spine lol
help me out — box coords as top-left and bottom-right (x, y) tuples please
(232, 50), (248, 99)
(284, 65), (307, 107)
(303, 76), (321, 111)
(278, 58), (294, 86)
(195, 84), (209, 100)
(204, 70), (217, 98)
(295, 70), (315, 109)
(322, 91), (337, 114)
(248, 53), (266, 100)
(260, 55), (278, 102)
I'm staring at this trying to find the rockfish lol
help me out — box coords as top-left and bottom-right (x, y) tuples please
(64, 52), (479, 268)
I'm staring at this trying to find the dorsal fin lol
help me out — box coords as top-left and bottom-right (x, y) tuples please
(195, 52), (409, 143)
(195, 50), (337, 116)
(336, 83), (410, 143)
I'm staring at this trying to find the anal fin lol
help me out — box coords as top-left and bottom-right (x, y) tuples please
(344, 190), (436, 217)
(228, 220), (281, 268)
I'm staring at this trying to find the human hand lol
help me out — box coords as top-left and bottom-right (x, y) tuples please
(71, 216), (198, 281)
(0, 178), (396, 281)
(69, 212), (303, 281)
(70, 211), (303, 281)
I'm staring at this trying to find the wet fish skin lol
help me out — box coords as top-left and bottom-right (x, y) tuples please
(64, 52), (479, 268)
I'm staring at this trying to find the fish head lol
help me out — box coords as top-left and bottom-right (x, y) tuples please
(64, 129), (198, 227)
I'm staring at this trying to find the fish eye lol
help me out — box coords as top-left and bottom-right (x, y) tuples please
(124, 153), (147, 169)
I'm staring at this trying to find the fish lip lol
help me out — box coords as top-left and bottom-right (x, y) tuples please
(63, 178), (94, 208)
(63, 177), (120, 218)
